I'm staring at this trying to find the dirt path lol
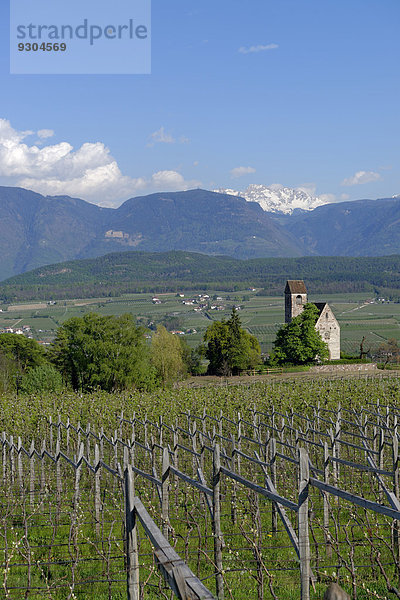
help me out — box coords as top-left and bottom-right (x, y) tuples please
(178, 368), (400, 389)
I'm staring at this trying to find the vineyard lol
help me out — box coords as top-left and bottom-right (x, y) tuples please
(1, 375), (400, 599)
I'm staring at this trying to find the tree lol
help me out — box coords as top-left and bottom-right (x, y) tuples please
(204, 308), (261, 375)
(0, 334), (47, 371)
(50, 313), (157, 392)
(150, 326), (186, 386)
(19, 364), (64, 394)
(0, 334), (48, 393)
(272, 303), (328, 365)
(375, 338), (400, 368)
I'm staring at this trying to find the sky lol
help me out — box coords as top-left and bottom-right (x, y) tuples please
(0, 0), (399, 207)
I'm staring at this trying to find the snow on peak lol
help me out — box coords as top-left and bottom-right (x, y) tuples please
(215, 184), (330, 215)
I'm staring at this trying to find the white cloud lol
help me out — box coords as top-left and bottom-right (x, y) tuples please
(37, 129), (54, 140)
(231, 166), (256, 178)
(318, 193), (337, 203)
(239, 43), (278, 54)
(147, 126), (189, 147)
(0, 118), (199, 207)
(151, 170), (200, 190)
(296, 183), (317, 196)
(341, 170), (382, 186)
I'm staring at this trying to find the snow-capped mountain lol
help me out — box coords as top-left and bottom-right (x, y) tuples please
(215, 184), (329, 215)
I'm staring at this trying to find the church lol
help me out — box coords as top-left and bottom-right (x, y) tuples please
(284, 280), (340, 360)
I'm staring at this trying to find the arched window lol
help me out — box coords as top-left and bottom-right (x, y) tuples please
(296, 295), (302, 305)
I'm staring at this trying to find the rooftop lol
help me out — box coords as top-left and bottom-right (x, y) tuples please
(285, 280), (307, 294)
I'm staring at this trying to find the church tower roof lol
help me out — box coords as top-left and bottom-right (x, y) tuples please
(285, 280), (307, 294)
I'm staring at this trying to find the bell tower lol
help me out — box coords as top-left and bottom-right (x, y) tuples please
(285, 280), (308, 323)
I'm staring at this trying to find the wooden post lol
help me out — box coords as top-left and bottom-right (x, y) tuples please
(335, 405), (341, 482)
(379, 428), (385, 503)
(66, 417), (70, 453)
(230, 435), (237, 525)
(393, 432), (400, 566)
(40, 439), (46, 500)
(159, 415), (163, 448)
(95, 443), (101, 537)
(173, 427), (179, 504)
(161, 447), (170, 540)
(144, 414), (148, 448)
(74, 442), (84, 512)
(324, 441), (332, 558)
(299, 448), (310, 600)
(213, 444), (224, 599)
(237, 413), (242, 476)
(124, 464), (139, 600)
(10, 435), (15, 486)
(86, 423), (91, 462)
(55, 439), (62, 503)
(49, 416), (53, 454)
(329, 428), (337, 484)
(192, 421), (198, 475)
(29, 440), (35, 506)
(270, 437), (278, 534)
(17, 437), (23, 492)
(2, 432), (6, 485)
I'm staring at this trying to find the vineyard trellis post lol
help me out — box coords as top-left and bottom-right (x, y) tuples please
(323, 441), (332, 558)
(162, 446), (170, 539)
(270, 437), (278, 534)
(124, 462), (140, 600)
(213, 443), (224, 600)
(95, 442), (101, 536)
(393, 431), (400, 566)
(299, 447), (310, 600)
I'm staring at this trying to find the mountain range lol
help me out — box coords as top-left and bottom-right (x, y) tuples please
(1, 185), (400, 281)
(215, 184), (328, 214)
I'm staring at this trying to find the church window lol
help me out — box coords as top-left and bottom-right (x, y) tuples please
(296, 295), (302, 305)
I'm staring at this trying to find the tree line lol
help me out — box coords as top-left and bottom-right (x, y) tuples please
(2, 305), (397, 394)
(4, 251), (400, 302)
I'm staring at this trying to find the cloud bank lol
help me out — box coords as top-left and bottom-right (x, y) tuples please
(0, 119), (199, 207)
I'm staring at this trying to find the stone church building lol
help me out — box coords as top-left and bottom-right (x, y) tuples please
(285, 280), (340, 360)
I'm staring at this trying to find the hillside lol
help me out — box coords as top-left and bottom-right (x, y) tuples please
(2, 251), (400, 302)
(3, 186), (400, 284)
(0, 187), (305, 281)
(285, 197), (400, 256)
(0, 187), (110, 280)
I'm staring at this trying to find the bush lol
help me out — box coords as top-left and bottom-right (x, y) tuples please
(19, 364), (64, 394)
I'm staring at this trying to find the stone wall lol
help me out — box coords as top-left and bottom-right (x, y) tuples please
(315, 304), (340, 360)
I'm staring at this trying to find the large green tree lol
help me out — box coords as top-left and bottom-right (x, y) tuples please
(204, 308), (261, 375)
(272, 303), (328, 365)
(0, 334), (47, 392)
(0, 334), (47, 371)
(51, 313), (157, 392)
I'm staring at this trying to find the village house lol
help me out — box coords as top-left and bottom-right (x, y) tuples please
(285, 280), (340, 360)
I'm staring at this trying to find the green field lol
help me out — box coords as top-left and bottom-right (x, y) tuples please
(1, 290), (398, 356)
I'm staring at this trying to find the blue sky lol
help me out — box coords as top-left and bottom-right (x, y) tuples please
(0, 0), (399, 207)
